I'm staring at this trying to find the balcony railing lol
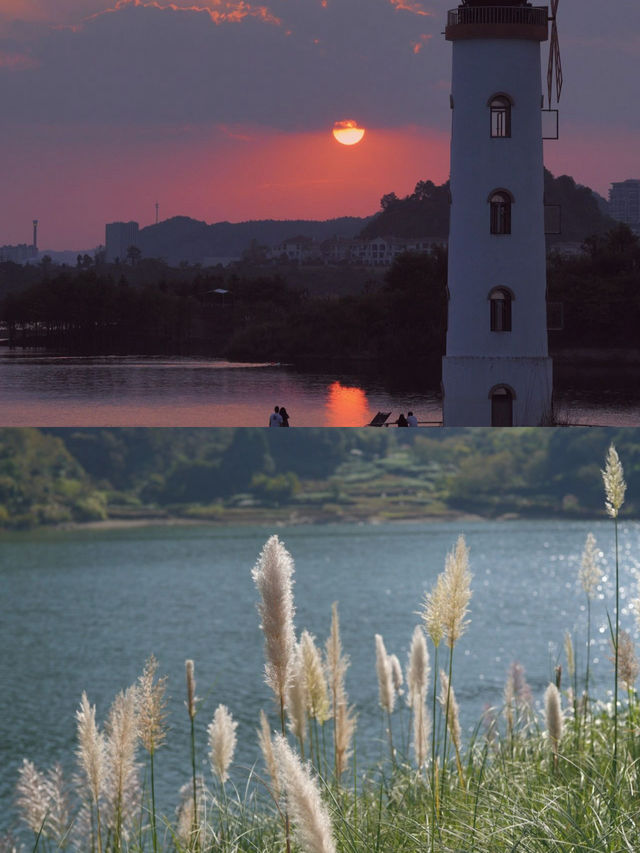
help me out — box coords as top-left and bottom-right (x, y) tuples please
(447, 6), (548, 28)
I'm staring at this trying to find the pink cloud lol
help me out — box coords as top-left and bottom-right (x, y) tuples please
(412, 33), (432, 54)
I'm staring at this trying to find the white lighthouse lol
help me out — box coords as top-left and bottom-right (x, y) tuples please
(442, 0), (553, 426)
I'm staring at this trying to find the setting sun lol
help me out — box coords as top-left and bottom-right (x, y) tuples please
(332, 119), (366, 146)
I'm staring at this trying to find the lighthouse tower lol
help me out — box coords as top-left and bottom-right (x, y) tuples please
(442, 0), (553, 426)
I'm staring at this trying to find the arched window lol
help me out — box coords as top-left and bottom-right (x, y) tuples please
(489, 94), (512, 138)
(489, 287), (513, 331)
(489, 190), (512, 234)
(489, 385), (515, 427)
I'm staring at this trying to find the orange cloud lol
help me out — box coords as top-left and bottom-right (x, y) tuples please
(389, 0), (432, 16)
(412, 33), (431, 53)
(85, 0), (281, 28)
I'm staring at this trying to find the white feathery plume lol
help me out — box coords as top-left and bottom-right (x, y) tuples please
(544, 682), (563, 763)
(375, 634), (395, 714)
(579, 532), (600, 598)
(136, 654), (168, 754)
(389, 654), (404, 696)
(441, 535), (472, 648)
(43, 764), (69, 843)
(564, 631), (575, 680)
(273, 735), (337, 853)
(103, 686), (140, 842)
(208, 704), (238, 784)
(602, 444), (626, 518)
(15, 759), (50, 836)
(258, 709), (281, 799)
(287, 644), (308, 747)
(75, 691), (105, 808)
(407, 626), (431, 769)
(407, 626), (430, 708)
(325, 602), (356, 778)
(252, 535), (296, 707)
(422, 572), (446, 648)
(300, 630), (330, 724)
(412, 695), (431, 770)
(616, 630), (639, 691)
(438, 670), (461, 755)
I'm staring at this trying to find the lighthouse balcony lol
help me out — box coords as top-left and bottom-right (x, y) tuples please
(446, 6), (548, 42)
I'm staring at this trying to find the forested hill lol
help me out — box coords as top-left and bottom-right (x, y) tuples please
(361, 171), (616, 244)
(0, 428), (639, 530)
(136, 216), (372, 264)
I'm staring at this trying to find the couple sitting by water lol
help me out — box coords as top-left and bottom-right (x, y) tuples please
(268, 405), (291, 427)
(394, 411), (418, 427)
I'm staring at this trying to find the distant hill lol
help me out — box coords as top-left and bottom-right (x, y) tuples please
(133, 171), (615, 264)
(359, 171), (617, 246)
(137, 216), (372, 265)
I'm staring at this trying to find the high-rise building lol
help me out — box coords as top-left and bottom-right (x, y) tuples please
(105, 221), (140, 263)
(442, 0), (553, 426)
(609, 180), (640, 231)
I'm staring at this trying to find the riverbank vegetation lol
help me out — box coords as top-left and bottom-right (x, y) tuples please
(6, 446), (640, 852)
(1, 220), (638, 387)
(1, 428), (639, 530)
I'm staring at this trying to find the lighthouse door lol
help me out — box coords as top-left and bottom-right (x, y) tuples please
(490, 386), (513, 427)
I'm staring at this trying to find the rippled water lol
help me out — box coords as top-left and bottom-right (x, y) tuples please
(2, 352), (639, 426)
(2, 519), (639, 835)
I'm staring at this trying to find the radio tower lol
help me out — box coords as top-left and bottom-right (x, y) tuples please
(32, 220), (38, 251)
(155, 202), (159, 225)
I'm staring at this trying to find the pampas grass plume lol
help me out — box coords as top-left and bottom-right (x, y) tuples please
(438, 670), (461, 755)
(602, 444), (626, 518)
(185, 659), (197, 720)
(137, 654), (167, 754)
(375, 634), (395, 714)
(442, 535), (472, 648)
(208, 704), (238, 784)
(544, 682), (563, 760)
(579, 532), (600, 598)
(252, 535), (296, 705)
(76, 691), (105, 807)
(300, 630), (330, 724)
(407, 625), (430, 707)
(273, 735), (337, 853)
(258, 709), (281, 799)
(287, 644), (308, 747)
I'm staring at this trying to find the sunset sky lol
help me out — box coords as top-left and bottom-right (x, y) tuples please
(1, 0), (639, 250)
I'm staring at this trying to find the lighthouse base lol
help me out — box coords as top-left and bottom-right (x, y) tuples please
(442, 356), (553, 426)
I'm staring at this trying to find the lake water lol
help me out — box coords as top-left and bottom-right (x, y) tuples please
(0, 353), (440, 427)
(2, 518), (639, 837)
(1, 352), (639, 426)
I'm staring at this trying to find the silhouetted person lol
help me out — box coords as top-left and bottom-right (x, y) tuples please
(280, 406), (290, 427)
(269, 406), (283, 427)
(395, 413), (408, 427)
(407, 411), (418, 427)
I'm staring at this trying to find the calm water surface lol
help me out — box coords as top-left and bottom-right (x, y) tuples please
(1, 352), (639, 425)
(0, 353), (440, 427)
(1, 519), (639, 834)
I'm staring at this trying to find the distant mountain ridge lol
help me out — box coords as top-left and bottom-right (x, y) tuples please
(135, 171), (615, 264)
(137, 216), (373, 264)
